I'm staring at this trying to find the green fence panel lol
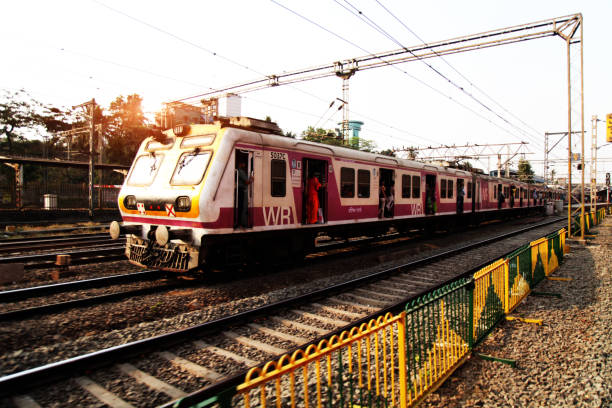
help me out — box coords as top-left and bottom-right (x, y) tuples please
(531, 243), (546, 286)
(405, 279), (471, 390)
(471, 260), (506, 345)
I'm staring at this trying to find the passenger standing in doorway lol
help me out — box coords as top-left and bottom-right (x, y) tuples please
(379, 184), (387, 218)
(307, 173), (322, 224)
(457, 184), (465, 214)
(237, 161), (252, 228)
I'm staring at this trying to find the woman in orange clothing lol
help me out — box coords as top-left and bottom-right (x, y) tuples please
(307, 173), (322, 224)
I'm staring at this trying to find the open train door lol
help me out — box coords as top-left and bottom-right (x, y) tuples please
(379, 168), (395, 218)
(234, 150), (254, 229)
(425, 174), (436, 214)
(472, 175), (479, 213)
(302, 158), (328, 224)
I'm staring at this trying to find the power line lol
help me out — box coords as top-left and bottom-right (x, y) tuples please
(91, 0), (263, 77)
(271, 0), (543, 148)
(341, 0), (544, 150)
(374, 0), (544, 140)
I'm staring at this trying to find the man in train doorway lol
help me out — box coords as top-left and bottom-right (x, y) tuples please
(237, 161), (252, 228)
(307, 172), (323, 224)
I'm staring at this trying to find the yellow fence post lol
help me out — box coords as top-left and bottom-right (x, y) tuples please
(398, 311), (408, 408)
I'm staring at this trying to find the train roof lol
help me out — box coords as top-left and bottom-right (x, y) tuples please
(164, 118), (547, 186)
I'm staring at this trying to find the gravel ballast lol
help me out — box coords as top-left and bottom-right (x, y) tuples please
(423, 218), (612, 408)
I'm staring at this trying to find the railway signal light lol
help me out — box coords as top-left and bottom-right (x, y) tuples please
(606, 172), (610, 186)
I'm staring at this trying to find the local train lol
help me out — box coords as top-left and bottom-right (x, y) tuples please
(109, 117), (563, 272)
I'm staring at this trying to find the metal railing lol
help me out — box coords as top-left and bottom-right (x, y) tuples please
(177, 216), (605, 408)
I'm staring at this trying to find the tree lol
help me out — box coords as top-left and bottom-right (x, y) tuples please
(0, 89), (43, 154)
(301, 126), (377, 153)
(301, 126), (343, 146)
(378, 149), (396, 157)
(404, 146), (419, 160)
(518, 158), (535, 183)
(446, 159), (474, 172)
(104, 94), (150, 165)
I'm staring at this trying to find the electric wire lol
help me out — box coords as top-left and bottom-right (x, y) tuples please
(271, 0), (540, 147)
(340, 0), (544, 151)
(375, 0), (544, 139)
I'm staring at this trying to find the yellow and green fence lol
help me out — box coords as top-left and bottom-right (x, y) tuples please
(176, 220), (605, 408)
(571, 208), (606, 237)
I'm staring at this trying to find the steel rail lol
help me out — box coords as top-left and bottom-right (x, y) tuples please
(0, 280), (197, 322)
(0, 225), (111, 238)
(0, 234), (121, 250)
(0, 233), (112, 246)
(0, 217), (564, 397)
(0, 269), (167, 303)
(0, 246), (125, 269)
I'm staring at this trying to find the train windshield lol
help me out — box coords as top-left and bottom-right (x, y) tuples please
(127, 154), (163, 185)
(171, 151), (211, 185)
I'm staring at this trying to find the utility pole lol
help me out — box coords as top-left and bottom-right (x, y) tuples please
(591, 116), (598, 212)
(334, 60), (357, 144)
(73, 99), (96, 219)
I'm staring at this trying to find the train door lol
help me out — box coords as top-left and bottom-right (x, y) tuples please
(425, 174), (436, 214)
(457, 179), (465, 214)
(379, 168), (395, 218)
(302, 158), (327, 224)
(472, 175), (479, 212)
(234, 150), (254, 229)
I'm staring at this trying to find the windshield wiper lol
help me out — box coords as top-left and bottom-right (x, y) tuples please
(149, 153), (158, 174)
(177, 148), (200, 174)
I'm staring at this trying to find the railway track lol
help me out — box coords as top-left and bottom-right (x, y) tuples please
(0, 270), (186, 321)
(0, 233), (124, 255)
(0, 217), (566, 407)
(0, 245), (126, 270)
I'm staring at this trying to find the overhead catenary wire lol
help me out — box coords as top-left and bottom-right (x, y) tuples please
(269, 0), (545, 149)
(91, 0), (444, 145)
(374, 0), (545, 140)
(338, 0), (545, 151)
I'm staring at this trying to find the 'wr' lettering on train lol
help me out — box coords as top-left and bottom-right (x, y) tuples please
(410, 203), (423, 215)
(263, 206), (293, 225)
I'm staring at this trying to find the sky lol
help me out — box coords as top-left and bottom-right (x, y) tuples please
(1, 0), (611, 182)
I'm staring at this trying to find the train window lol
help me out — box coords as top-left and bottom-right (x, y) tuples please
(146, 139), (174, 151)
(357, 169), (370, 198)
(171, 151), (211, 185)
(180, 134), (215, 148)
(402, 175), (411, 198)
(270, 159), (286, 197)
(493, 185), (497, 199)
(128, 154), (164, 186)
(412, 175), (420, 198)
(340, 167), (355, 198)
(440, 179), (447, 199)
(467, 182), (473, 199)
(504, 186), (509, 198)
(447, 180), (454, 198)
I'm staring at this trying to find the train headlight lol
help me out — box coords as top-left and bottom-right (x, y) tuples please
(173, 124), (190, 136)
(176, 196), (191, 212)
(124, 195), (137, 210)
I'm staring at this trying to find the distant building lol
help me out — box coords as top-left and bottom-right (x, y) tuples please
(155, 94), (242, 130)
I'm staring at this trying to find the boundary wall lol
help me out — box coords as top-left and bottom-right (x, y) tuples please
(175, 210), (605, 408)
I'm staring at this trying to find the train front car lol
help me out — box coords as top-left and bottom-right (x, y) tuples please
(110, 122), (224, 272)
